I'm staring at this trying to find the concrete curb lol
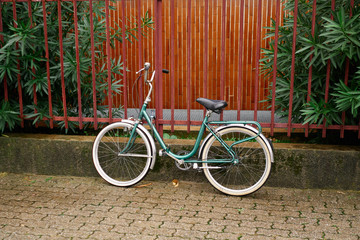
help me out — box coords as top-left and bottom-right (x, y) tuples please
(1, 134), (359, 190)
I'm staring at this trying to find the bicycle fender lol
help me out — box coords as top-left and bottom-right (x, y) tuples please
(241, 124), (274, 163)
(121, 119), (157, 169)
(198, 124), (274, 163)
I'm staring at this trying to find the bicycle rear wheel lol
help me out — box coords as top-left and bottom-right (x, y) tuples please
(201, 126), (272, 196)
(92, 122), (152, 187)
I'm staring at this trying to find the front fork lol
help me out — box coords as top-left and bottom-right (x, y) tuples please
(120, 122), (139, 154)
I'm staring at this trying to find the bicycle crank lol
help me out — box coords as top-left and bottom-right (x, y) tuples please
(174, 150), (192, 171)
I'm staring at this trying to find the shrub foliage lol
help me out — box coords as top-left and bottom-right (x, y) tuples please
(0, 1), (153, 133)
(261, 0), (360, 126)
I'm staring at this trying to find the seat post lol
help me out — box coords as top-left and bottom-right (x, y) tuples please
(206, 110), (213, 118)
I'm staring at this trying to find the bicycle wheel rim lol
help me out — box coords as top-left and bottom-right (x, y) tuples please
(202, 127), (271, 196)
(93, 123), (152, 187)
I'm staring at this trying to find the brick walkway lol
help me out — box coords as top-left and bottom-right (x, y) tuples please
(0, 173), (359, 240)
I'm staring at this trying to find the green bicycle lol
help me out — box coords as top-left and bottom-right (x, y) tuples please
(92, 62), (274, 196)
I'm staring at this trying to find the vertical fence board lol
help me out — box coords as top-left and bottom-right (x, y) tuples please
(170, 0), (175, 131)
(0, 1), (8, 102)
(73, 0), (83, 129)
(41, 0), (53, 128)
(287, 0), (299, 137)
(306, 0), (317, 137)
(137, 0), (143, 106)
(12, 0), (24, 127)
(158, 0), (163, 136)
(105, 0), (112, 122)
(270, 0), (280, 136)
(220, 0), (225, 121)
(203, 0), (208, 117)
(186, 0), (191, 132)
(120, 0), (127, 119)
(323, 0), (335, 138)
(237, 0), (244, 120)
(27, 0), (38, 128)
(57, 0), (68, 128)
(254, 0), (262, 121)
(340, 0), (355, 138)
(89, 0), (97, 129)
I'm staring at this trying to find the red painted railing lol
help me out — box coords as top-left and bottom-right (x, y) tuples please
(1, 0), (359, 139)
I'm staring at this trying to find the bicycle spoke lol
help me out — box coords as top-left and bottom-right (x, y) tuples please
(202, 126), (271, 196)
(93, 122), (152, 186)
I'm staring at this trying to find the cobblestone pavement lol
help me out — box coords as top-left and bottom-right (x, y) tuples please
(0, 173), (359, 240)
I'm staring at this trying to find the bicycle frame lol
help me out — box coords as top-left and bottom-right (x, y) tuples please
(125, 66), (263, 164)
(126, 102), (262, 164)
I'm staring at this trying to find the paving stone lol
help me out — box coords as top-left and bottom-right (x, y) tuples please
(177, 216), (210, 225)
(160, 221), (193, 230)
(89, 230), (125, 239)
(0, 173), (359, 239)
(173, 229), (208, 239)
(256, 227), (291, 238)
(205, 231), (243, 240)
(130, 219), (163, 229)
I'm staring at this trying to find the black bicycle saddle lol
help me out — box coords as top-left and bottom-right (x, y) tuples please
(196, 98), (228, 114)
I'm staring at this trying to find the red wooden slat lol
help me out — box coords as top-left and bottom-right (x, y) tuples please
(154, 0), (158, 128)
(41, 0), (53, 128)
(203, 0), (209, 118)
(254, 0), (262, 121)
(237, 0), (245, 120)
(287, 0), (299, 136)
(57, 0), (68, 129)
(305, 0), (317, 137)
(12, 0), (24, 127)
(137, 0), (143, 107)
(170, 0), (175, 132)
(322, 60), (331, 138)
(105, 0), (112, 123)
(153, 0), (163, 136)
(89, 0), (97, 130)
(341, 0), (354, 138)
(0, 1), (9, 102)
(350, 0), (354, 16)
(186, 0), (191, 133)
(237, 0), (244, 121)
(270, 0), (280, 136)
(121, 0), (127, 119)
(28, 0), (38, 128)
(73, 0), (83, 129)
(321, 0), (335, 137)
(157, 0), (163, 136)
(220, 0), (225, 121)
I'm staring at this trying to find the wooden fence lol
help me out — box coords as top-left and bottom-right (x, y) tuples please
(110, 0), (282, 110)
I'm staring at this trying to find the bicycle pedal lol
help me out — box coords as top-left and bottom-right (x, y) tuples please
(159, 149), (164, 157)
(192, 163), (203, 172)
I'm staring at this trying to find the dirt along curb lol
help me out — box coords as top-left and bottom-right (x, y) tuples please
(1, 133), (359, 190)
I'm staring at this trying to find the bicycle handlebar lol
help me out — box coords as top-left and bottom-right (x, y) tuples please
(138, 62), (169, 104)
(137, 62), (169, 84)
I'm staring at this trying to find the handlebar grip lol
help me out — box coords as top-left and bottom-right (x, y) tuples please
(144, 62), (151, 70)
(162, 69), (169, 74)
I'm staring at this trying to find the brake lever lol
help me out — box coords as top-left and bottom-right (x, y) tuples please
(136, 68), (145, 75)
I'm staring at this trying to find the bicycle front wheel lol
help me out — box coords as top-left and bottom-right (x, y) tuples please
(201, 126), (272, 196)
(92, 122), (153, 187)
